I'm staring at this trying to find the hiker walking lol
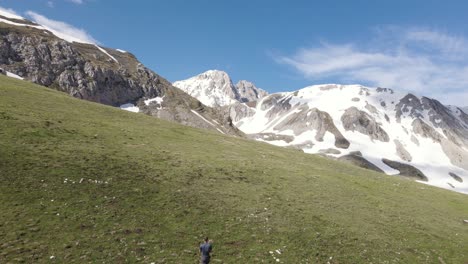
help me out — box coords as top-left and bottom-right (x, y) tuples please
(199, 237), (213, 264)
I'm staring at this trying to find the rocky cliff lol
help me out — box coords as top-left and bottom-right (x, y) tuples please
(0, 13), (241, 136)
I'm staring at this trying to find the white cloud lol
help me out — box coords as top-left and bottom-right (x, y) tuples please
(25, 11), (98, 44)
(0, 6), (24, 19)
(47, 1), (55, 8)
(277, 27), (468, 106)
(68, 0), (84, 4)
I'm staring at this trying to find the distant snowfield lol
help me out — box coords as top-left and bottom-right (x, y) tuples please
(236, 84), (468, 194)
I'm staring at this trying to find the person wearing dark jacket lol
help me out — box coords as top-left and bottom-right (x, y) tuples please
(199, 237), (213, 264)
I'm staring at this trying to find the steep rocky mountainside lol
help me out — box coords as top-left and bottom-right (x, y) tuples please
(226, 84), (468, 193)
(173, 70), (268, 107)
(462, 106), (468, 114)
(0, 12), (241, 136)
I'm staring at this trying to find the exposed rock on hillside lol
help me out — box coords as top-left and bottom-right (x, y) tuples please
(341, 106), (389, 142)
(0, 16), (241, 136)
(382, 159), (428, 181)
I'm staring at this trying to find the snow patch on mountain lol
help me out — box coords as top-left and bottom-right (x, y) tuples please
(144, 96), (164, 109)
(6, 71), (24, 80)
(95, 45), (118, 63)
(120, 103), (139, 113)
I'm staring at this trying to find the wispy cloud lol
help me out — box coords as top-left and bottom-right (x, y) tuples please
(0, 6), (24, 19)
(26, 11), (98, 44)
(68, 0), (84, 4)
(47, 1), (55, 8)
(276, 27), (468, 106)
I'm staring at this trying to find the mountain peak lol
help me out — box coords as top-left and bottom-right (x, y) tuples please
(173, 70), (268, 107)
(201, 69), (229, 77)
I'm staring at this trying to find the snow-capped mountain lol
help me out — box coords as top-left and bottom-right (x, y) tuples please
(173, 70), (268, 107)
(462, 107), (468, 114)
(228, 84), (468, 194)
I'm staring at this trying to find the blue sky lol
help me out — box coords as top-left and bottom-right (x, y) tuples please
(1, 0), (468, 105)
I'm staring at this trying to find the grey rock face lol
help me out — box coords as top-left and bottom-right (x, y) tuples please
(341, 107), (389, 142)
(222, 102), (257, 123)
(382, 159), (428, 181)
(411, 119), (442, 142)
(273, 106), (350, 149)
(1, 32), (163, 106)
(338, 154), (384, 173)
(449, 172), (463, 183)
(376, 87), (394, 94)
(440, 138), (468, 171)
(261, 94), (294, 121)
(462, 107), (468, 114)
(0, 23), (241, 136)
(394, 139), (412, 162)
(395, 94), (424, 122)
(235, 80), (268, 103)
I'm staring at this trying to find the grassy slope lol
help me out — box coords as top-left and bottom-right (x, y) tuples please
(0, 75), (467, 263)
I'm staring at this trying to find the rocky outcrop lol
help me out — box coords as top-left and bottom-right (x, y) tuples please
(394, 139), (412, 162)
(0, 19), (241, 136)
(382, 159), (428, 181)
(235, 80), (268, 103)
(222, 102), (257, 123)
(395, 94), (424, 122)
(338, 153), (384, 173)
(274, 106), (350, 149)
(411, 119), (442, 142)
(341, 106), (389, 142)
(449, 172), (463, 183)
(440, 138), (468, 171)
(0, 31), (167, 106)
